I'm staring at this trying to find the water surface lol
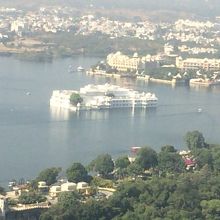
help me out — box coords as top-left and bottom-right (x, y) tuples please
(0, 56), (220, 184)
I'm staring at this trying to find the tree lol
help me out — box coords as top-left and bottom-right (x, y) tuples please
(158, 149), (185, 173)
(0, 186), (5, 196)
(80, 200), (113, 220)
(70, 93), (83, 106)
(184, 131), (206, 151)
(127, 163), (143, 177)
(161, 145), (177, 153)
(106, 93), (115, 98)
(66, 163), (89, 183)
(201, 199), (220, 219)
(40, 191), (81, 220)
(196, 148), (213, 169)
(115, 156), (130, 179)
(89, 154), (114, 177)
(135, 147), (158, 169)
(36, 167), (61, 185)
(115, 156), (130, 169)
(212, 147), (220, 172)
(169, 175), (201, 211)
(19, 191), (46, 204)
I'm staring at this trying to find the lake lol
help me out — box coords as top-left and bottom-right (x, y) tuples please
(0, 56), (220, 184)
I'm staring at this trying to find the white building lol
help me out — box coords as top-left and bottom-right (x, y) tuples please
(0, 197), (6, 219)
(50, 90), (78, 111)
(164, 43), (174, 55)
(50, 84), (158, 111)
(38, 181), (48, 191)
(106, 52), (144, 72)
(61, 182), (77, 192)
(11, 20), (28, 34)
(49, 185), (61, 197)
(176, 57), (220, 71)
(76, 182), (88, 190)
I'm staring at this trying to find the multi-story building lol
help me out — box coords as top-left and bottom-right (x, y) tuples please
(164, 43), (174, 55)
(106, 51), (144, 72)
(176, 57), (220, 71)
(11, 20), (28, 34)
(50, 84), (158, 111)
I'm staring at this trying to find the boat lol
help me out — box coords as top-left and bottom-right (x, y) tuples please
(8, 181), (16, 188)
(197, 108), (202, 113)
(77, 66), (85, 72)
(190, 78), (220, 87)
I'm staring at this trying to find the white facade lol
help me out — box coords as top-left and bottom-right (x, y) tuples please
(61, 182), (77, 192)
(106, 52), (143, 72)
(76, 182), (88, 190)
(50, 84), (158, 111)
(176, 57), (220, 71)
(0, 198), (6, 218)
(50, 90), (78, 111)
(50, 185), (61, 192)
(38, 181), (48, 188)
(49, 185), (61, 197)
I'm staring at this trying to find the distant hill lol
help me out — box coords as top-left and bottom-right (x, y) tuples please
(90, 0), (220, 17)
(0, 0), (220, 17)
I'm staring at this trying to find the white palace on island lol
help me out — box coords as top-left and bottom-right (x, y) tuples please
(50, 84), (158, 111)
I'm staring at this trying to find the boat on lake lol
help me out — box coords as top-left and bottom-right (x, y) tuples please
(197, 108), (202, 113)
(77, 66), (85, 72)
(190, 78), (220, 87)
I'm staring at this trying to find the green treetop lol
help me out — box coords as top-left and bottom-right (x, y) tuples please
(184, 130), (206, 151)
(36, 167), (61, 186)
(88, 154), (114, 177)
(70, 93), (83, 106)
(158, 146), (185, 173)
(115, 156), (130, 169)
(66, 163), (89, 183)
(135, 147), (158, 170)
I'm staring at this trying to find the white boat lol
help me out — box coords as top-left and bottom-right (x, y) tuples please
(8, 181), (16, 188)
(77, 66), (84, 72)
(197, 108), (202, 113)
(190, 78), (220, 87)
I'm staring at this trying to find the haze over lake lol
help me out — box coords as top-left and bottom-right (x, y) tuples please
(0, 56), (220, 184)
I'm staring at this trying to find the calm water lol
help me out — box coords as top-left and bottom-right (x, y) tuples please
(0, 56), (220, 184)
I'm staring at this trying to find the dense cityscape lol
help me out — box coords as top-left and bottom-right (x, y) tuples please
(0, 6), (220, 58)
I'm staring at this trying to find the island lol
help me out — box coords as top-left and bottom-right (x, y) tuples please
(50, 84), (158, 111)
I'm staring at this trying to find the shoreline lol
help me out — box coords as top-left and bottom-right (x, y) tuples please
(86, 70), (188, 86)
(1, 53), (219, 88)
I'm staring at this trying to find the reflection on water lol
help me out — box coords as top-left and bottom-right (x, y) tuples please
(50, 106), (157, 122)
(2, 56), (220, 184)
(189, 84), (212, 92)
(189, 84), (220, 93)
(207, 85), (220, 93)
(50, 106), (70, 121)
(76, 109), (110, 121)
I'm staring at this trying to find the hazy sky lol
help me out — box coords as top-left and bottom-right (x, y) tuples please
(0, 0), (220, 17)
